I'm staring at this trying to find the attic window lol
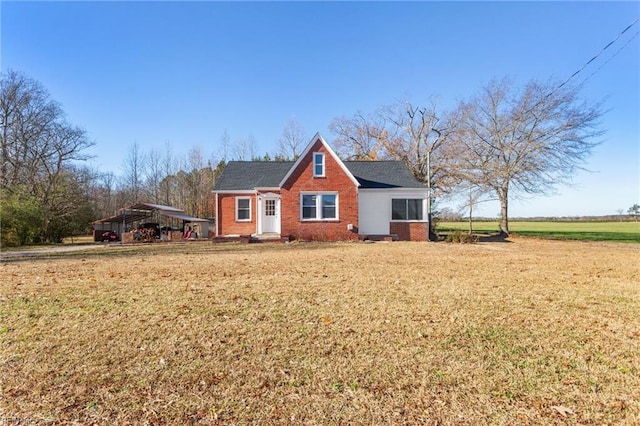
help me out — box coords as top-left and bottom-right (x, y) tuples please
(313, 152), (325, 177)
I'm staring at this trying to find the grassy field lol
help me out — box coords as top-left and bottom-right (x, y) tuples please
(438, 221), (640, 243)
(1, 240), (639, 424)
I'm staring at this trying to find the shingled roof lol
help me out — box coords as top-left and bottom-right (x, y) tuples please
(343, 161), (425, 188)
(213, 160), (424, 191)
(213, 161), (294, 190)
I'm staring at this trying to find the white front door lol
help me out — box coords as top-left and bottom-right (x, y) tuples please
(260, 196), (280, 234)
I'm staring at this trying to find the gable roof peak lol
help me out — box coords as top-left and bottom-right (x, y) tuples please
(278, 132), (360, 187)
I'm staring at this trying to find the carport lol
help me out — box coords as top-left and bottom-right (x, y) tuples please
(93, 203), (212, 242)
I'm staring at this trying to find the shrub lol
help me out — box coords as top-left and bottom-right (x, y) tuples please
(445, 230), (479, 244)
(0, 187), (44, 247)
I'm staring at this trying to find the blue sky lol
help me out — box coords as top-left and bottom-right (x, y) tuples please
(2, 1), (638, 217)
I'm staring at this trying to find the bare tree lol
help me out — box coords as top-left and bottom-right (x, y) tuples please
(233, 134), (257, 161)
(145, 147), (163, 204)
(277, 116), (307, 160)
(329, 112), (385, 160)
(121, 141), (146, 204)
(1, 70), (93, 189)
(0, 70), (94, 243)
(330, 101), (461, 192)
(95, 171), (116, 217)
(379, 101), (460, 192)
(219, 129), (231, 161)
(456, 183), (494, 234)
(183, 146), (205, 216)
(454, 77), (603, 235)
(158, 141), (175, 206)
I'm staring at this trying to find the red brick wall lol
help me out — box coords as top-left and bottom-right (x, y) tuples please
(281, 140), (359, 241)
(217, 194), (256, 235)
(390, 222), (428, 241)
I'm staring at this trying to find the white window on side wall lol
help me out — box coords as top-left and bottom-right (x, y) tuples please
(236, 197), (251, 221)
(313, 152), (325, 177)
(391, 198), (424, 221)
(301, 193), (338, 220)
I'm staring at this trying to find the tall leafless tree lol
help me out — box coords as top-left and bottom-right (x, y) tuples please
(1, 70), (94, 243)
(158, 141), (175, 206)
(330, 100), (460, 193)
(379, 101), (459, 192)
(145, 147), (163, 204)
(329, 112), (385, 160)
(233, 134), (257, 161)
(453, 77), (603, 235)
(121, 141), (146, 204)
(219, 129), (231, 161)
(276, 116), (307, 160)
(95, 170), (116, 217)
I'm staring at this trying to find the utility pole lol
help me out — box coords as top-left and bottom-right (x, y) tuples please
(426, 148), (432, 241)
(426, 128), (440, 242)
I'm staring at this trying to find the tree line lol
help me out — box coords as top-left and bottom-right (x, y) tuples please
(1, 70), (95, 245)
(1, 69), (607, 246)
(0, 70), (311, 246)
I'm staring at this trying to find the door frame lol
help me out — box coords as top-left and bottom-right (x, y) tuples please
(257, 193), (281, 234)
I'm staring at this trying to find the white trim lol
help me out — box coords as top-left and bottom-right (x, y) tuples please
(313, 152), (325, 177)
(214, 189), (256, 195)
(257, 194), (281, 234)
(235, 196), (252, 222)
(389, 220), (428, 223)
(278, 132), (360, 187)
(299, 191), (339, 221)
(357, 188), (428, 193)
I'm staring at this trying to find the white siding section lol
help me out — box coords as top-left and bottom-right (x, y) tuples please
(358, 189), (428, 235)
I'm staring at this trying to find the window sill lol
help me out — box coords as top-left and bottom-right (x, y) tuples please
(390, 220), (427, 223)
(300, 219), (340, 222)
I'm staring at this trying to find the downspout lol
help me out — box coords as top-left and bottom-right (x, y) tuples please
(255, 190), (260, 236)
(215, 192), (219, 236)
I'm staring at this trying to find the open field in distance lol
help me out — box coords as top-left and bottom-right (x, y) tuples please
(1, 240), (639, 424)
(438, 221), (640, 243)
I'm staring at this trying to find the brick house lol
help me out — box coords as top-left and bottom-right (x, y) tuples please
(212, 133), (429, 241)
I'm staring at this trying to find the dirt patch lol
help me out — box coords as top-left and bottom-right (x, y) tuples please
(1, 239), (638, 424)
(0, 243), (108, 261)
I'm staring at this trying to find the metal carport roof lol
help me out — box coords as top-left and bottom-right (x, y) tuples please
(93, 203), (210, 225)
(161, 212), (210, 222)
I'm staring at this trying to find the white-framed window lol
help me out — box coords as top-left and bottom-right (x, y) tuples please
(236, 197), (251, 221)
(391, 198), (424, 221)
(313, 152), (325, 177)
(301, 192), (338, 220)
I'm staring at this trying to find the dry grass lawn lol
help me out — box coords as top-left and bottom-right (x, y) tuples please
(1, 238), (638, 425)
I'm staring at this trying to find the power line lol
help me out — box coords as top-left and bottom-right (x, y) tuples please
(531, 17), (640, 110)
(578, 29), (640, 87)
(556, 17), (639, 92)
